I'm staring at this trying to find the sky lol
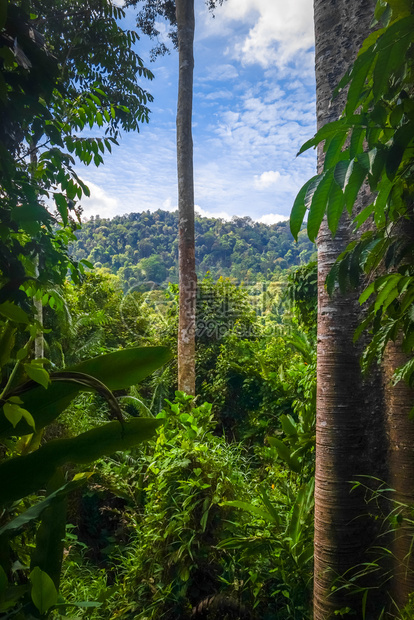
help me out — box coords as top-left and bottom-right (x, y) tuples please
(79, 0), (317, 224)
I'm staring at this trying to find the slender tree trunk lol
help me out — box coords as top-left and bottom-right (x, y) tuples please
(176, 0), (196, 395)
(313, 1), (388, 617)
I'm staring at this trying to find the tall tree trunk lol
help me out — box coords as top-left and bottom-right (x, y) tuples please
(384, 342), (414, 614)
(176, 0), (196, 395)
(313, 1), (388, 617)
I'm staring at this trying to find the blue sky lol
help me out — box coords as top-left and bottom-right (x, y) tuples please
(79, 0), (317, 224)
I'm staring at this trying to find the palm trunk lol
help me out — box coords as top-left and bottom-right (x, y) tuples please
(313, 1), (388, 617)
(384, 342), (414, 613)
(176, 0), (196, 395)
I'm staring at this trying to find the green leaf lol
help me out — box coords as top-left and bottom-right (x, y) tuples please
(373, 178), (393, 227)
(386, 120), (414, 180)
(333, 160), (351, 189)
(0, 302), (30, 324)
(297, 118), (363, 156)
(24, 363), (50, 390)
(307, 170), (334, 242)
(30, 567), (58, 615)
(290, 175), (320, 240)
(372, 16), (414, 102)
(324, 131), (347, 169)
(267, 436), (301, 473)
(54, 193), (68, 225)
(3, 402), (35, 429)
(222, 500), (275, 523)
(0, 417), (162, 505)
(31, 469), (67, 590)
(350, 126), (365, 159)
(346, 51), (376, 115)
(260, 486), (281, 527)
(354, 202), (375, 229)
(0, 346), (171, 438)
(359, 282), (376, 305)
(344, 160), (367, 213)
(374, 275), (401, 314)
(280, 414), (297, 437)
(0, 476), (89, 539)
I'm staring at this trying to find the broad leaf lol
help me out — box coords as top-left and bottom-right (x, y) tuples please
(0, 302), (30, 324)
(0, 417), (162, 505)
(290, 175), (320, 240)
(0, 475), (89, 539)
(222, 500), (275, 523)
(0, 346), (171, 438)
(30, 567), (58, 615)
(23, 363), (50, 390)
(307, 170), (334, 242)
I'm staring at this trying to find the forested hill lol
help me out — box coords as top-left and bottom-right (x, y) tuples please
(71, 209), (315, 286)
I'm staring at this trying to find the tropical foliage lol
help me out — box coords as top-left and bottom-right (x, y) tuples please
(70, 211), (315, 287)
(291, 0), (414, 386)
(1, 0), (413, 618)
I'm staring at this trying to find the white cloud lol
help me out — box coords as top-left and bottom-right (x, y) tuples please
(257, 213), (289, 225)
(255, 170), (280, 188)
(80, 181), (120, 219)
(254, 170), (297, 192)
(205, 89), (233, 100)
(162, 197), (177, 212)
(195, 205), (233, 220)
(198, 63), (239, 82)
(75, 1), (317, 224)
(205, 0), (314, 69)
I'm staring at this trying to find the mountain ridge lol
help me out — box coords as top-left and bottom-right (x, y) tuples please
(70, 209), (315, 287)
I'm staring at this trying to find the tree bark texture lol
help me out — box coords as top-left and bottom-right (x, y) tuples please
(313, 1), (388, 617)
(383, 342), (414, 614)
(176, 0), (196, 395)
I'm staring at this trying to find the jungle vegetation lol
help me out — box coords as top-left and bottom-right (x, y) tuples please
(69, 211), (315, 288)
(0, 0), (413, 619)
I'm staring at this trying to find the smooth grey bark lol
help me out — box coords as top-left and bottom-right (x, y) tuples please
(313, 1), (388, 617)
(176, 0), (196, 395)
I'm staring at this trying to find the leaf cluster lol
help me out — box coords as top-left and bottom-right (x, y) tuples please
(0, 0), (153, 316)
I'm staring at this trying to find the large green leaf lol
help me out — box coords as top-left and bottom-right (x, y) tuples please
(289, 175), (320, 240)
(31, 469), (70, 589)
(0, 475), (89, 540)
(343, 160), (367, 213)
(324, 130), (348, 169)
(327, 179), (346, 236)
(0, 417), (161, 505)
(267, 436), (301, 473)
(307, 170), (334, 242)
(221, 500), (275, 523)
(30, 567), (58, 615)
(385, 120), (414, 180)
(0, 346), (171, 438)
(345, 51), (376, 115)
(372, 15), (414, 102)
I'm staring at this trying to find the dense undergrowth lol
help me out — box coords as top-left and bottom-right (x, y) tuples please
(0, 263), (317, 619)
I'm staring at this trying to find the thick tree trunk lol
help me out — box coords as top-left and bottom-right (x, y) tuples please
(313, 1), (388, 617)
(384, 343), (414, 612)
(176, 0), (196, 395)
